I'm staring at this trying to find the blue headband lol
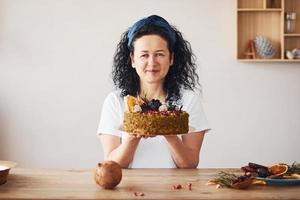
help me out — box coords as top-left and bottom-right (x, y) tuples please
(127, 15), (176, 50)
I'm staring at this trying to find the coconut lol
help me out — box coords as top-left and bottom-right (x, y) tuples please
(94, 160), (122, 189)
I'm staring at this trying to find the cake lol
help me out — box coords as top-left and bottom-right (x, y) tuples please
(123, 95), (189, 136)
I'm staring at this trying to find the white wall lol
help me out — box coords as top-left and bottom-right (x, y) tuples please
(0, 0), (299, 169)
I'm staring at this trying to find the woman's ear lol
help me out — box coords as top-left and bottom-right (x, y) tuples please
(130, 53), (135, 68)
(170, 53), (174, 66)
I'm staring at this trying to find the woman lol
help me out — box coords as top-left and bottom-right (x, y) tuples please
(98, 15), (209, 168)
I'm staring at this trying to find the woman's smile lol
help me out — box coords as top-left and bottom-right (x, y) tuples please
(145, 69), (160, 73)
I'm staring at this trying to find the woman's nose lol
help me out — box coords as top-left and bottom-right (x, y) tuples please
(148, 55), (157, 66)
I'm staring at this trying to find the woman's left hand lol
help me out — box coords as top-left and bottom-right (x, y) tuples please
(164, 135), (178, 139)
(129, 133), (156, 139)
(163, 132), (205, 168)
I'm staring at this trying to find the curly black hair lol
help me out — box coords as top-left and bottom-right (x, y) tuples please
(112, 23), (199, 102)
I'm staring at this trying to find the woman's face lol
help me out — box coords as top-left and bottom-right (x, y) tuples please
(131, 35), (173, 86)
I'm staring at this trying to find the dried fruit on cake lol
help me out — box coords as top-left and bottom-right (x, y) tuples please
(125, 95), (138, 112)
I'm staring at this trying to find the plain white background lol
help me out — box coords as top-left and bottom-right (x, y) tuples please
(0, 0), (299, 169)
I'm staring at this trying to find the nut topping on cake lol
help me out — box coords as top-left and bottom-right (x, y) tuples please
(158, 104), (168, 112)
(133, 105), (142, 112)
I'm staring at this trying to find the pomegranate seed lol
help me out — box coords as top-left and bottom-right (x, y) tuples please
(133, 192), (145, 197)
(188, 183), (192, 191)
(173, 184), (183, 190)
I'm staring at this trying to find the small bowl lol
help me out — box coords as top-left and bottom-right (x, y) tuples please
(0, 160), (17, 185)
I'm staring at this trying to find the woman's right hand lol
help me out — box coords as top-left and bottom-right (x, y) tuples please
(127, 134), (142, 141)
(128, 133), (156, 139)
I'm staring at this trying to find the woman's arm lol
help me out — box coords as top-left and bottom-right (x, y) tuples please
(164, 131), (205, 168)
(100, 134), (141, 168)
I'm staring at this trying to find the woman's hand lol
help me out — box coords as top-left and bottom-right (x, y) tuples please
(127, 133), (142, 140)
(164, 132), (205, 168)
(100, 134), (142, 168)
(128, 133), (156, 139)
(164, 135), (177, 140)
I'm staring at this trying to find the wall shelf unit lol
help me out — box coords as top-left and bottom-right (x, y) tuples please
(237, 0), (300, 62)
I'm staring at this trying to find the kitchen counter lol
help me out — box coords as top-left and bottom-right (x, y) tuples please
(0, 168), (299, 200)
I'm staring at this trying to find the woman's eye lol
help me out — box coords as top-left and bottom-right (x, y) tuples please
(141, 54), (148, 58)
(157, 53), (165, 57)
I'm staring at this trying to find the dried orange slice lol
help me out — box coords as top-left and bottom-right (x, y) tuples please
(124, 95), (143, 112)
(124, 95), (136, 112)
(268, 164), (288, 176)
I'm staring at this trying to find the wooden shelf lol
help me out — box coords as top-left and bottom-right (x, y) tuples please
(238, 59), (300, 62)
(237, 0), (300, 62)
(284, 34), (300, 37)
(238, 8), (282, 12)
(238, 0), (282, 9)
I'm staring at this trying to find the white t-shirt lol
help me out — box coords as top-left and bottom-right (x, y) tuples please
(97, 90), (210, 168)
